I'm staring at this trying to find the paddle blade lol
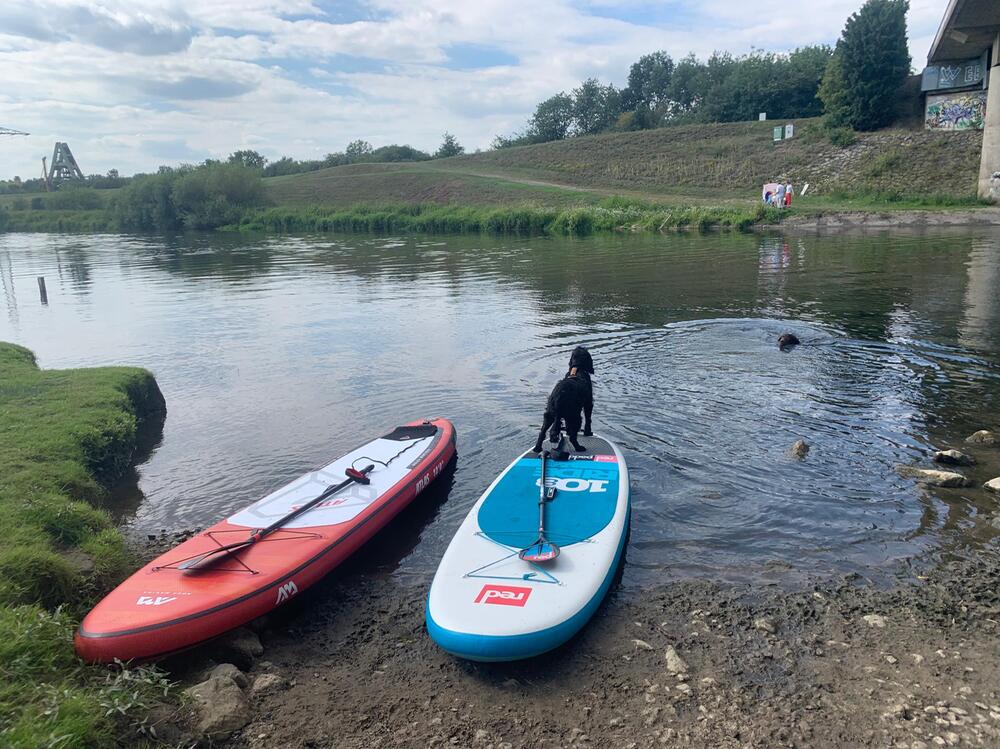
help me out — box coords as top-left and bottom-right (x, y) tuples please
(178, 540), (253, 571)
(519, 539), (560, 563)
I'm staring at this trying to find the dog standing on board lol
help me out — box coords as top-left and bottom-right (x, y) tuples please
(533, 346), (595, 454)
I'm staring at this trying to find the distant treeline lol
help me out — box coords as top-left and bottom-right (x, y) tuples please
(0, 170), (131, 195)
(496, 0), (911, 147)
(0, 134), (461, 192)
(494, 47), (833, 148)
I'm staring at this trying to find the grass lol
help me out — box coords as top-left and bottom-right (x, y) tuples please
(0, 342), (174, 748)
(237, 198), (783, 236)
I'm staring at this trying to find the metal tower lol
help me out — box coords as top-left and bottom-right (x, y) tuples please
(47, 142), (84, 186)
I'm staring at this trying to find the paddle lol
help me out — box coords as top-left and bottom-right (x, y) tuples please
(178, 464), (375, 571)
(519, 449), (560, 563)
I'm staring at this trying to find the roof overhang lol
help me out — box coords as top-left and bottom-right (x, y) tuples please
(929, 0), (1000, 62)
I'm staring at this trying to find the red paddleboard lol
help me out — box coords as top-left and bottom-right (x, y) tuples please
(76, 418), (456, 662)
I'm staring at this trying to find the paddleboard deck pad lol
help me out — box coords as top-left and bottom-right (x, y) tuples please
(76, 418), (456, 663)
(426, 435), (629, 661)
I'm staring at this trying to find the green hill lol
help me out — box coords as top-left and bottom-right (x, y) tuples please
(265, 119), (985, 210)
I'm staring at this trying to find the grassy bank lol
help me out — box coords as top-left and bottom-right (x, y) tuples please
(0, 342), (172, 747)
(1, 119), (992, 237)
(238, 200), (783, 235)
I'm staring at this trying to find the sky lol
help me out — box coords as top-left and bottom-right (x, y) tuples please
(0, 0), (948, 179)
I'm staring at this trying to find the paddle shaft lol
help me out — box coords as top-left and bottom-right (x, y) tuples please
(537, 450), (548, 535)
(256, 464), (374, 539)
(178, 464), (374, 570)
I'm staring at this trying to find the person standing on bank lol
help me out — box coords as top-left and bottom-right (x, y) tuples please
(774, 182), (786, 208)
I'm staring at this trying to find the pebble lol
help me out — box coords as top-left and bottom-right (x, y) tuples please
(632, 639), (654, 651)
(754, 617), (776, 634)
(862, 614), (887, 628)
(664, 645), (689, 676)
(885, 655), (898, 665)
(675, 683), (692, 696)
(984, 477), (1000, 494)
(250, 672), (289, 698)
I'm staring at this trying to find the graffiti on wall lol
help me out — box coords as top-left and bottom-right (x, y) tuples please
(925, 91), (987, 131)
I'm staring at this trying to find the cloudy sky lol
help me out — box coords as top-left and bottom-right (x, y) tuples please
(0, 0), (946, 179)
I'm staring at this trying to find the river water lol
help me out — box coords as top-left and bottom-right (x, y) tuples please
(2, 230), (1000, 588)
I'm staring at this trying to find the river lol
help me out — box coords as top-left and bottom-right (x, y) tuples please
(2, 229), (999, 588)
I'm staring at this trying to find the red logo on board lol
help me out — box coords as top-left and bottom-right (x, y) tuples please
(474, 584), (532, 607)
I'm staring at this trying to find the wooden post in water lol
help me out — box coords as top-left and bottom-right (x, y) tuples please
(37, 276), (48, 305)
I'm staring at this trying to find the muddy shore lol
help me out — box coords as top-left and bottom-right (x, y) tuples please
(152, 545), (1000, 749)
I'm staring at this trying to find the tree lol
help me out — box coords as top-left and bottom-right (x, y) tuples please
(228, 149), (267, 170)
(528, 93), (575, 142)
(819, 0), (911, 131)
(622, 51), (675, 113)
(571, 78), (621, 135)
(435, 132), (464, 158)
(345, 139), (374, 162)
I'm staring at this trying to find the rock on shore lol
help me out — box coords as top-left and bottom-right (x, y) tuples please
(965, 430), (997, 445)
(896, 466), (973, 488)
(933, 450), (975, 467)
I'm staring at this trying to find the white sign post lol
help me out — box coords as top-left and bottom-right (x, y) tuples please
(784, 123), (795, 139)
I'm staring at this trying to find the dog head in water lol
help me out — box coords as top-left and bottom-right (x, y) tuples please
(569, 345), (594, 375)
(778, 333), (800, 350)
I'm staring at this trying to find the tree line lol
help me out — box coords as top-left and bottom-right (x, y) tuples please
(0, 133), (465, 194)
(496, 0), (911, 148)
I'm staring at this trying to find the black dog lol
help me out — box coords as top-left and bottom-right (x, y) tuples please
(778, 333), (800, 350)
(533, 346), (594, 453)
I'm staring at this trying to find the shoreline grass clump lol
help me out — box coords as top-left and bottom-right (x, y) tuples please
(0, 342), (174, 748)
(236, 199), (783, 236)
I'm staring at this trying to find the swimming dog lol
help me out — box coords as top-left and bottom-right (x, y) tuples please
(533, 346), (594, 454)
(778, 333), (800, 350)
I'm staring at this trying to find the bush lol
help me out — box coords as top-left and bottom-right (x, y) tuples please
(828, 127), (858, 147)
(46, 188), (103, 211)
(115, 163), (265, 231)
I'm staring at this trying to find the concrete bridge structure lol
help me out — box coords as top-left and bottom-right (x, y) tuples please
(929, 0), (1000, 199)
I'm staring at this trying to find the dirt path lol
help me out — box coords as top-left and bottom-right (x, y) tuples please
(222, 554), (1000, 749)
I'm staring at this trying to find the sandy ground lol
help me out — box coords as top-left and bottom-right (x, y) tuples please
(179, 550), (1000, 749)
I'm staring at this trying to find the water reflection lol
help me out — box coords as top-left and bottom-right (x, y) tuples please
(1, 229), (999, 586)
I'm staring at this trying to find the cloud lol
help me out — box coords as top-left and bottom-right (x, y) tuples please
(142, 76), (258, 100)
(0, 2), (195, 55)
(0, 0), (949, 179)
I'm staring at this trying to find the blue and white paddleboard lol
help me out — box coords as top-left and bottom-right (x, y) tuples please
(426, 435), (630, 661)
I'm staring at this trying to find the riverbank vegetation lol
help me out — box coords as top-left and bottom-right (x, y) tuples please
(0, 342), (173, 748)
(0, 118), (986, 237)
(239, 200), (781, 235)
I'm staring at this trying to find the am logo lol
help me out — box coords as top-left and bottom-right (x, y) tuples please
(136, 595), (175, 606)
(474, 584), (532, 607)
(275, 580), (299, 605)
